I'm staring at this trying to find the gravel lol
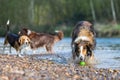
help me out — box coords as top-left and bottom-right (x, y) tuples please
(0, 54), (120, 80)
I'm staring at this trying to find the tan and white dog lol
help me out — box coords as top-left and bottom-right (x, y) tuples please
(71, 21), (96, 64)
(3, 20), (31, 57)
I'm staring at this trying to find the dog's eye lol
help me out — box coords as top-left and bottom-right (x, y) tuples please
(27, 39), (29, 41)
(87, 51), (91, 56)
(83, 47), (86, 49)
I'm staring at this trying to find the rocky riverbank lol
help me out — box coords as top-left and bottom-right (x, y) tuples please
(0, 54), (120, 80)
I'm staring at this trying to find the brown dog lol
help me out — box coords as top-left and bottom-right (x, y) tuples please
(18, 28), (64, 53)
(71, 21), (96, 63)
(3, 20), (31, 56)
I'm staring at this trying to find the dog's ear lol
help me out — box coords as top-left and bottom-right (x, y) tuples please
(74, 43), (80, 57)
(86, 45), (92, 56)
(18, 39), (22, 45)
(27, 38), (31, 44)
(18, 37), (23, 45)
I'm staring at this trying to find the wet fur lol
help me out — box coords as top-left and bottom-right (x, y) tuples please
(18, 28), (64, 53)
(71, 21), (96, 63)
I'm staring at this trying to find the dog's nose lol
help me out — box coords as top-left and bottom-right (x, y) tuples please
(26, 42), (28, 45)
(80, 57), (84, 61)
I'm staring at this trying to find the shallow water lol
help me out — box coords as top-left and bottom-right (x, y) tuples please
(1, 37), (120, 69)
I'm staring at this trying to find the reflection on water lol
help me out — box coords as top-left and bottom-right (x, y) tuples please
(0, 37), (120, 69)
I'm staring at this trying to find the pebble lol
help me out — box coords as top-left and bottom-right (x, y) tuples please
(0, 54), (120, 80)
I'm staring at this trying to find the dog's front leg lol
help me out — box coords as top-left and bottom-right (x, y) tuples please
(16, 49), (23, 57)
(3, 45), (6, 53)
(9, 46), (12, 53)
(72, 44), (76, 60)
(45, 46), (54, 54)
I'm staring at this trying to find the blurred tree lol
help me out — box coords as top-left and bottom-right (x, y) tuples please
(28, 0), (34, 24)
(110, 0), (117, 23)
(90, 0), (96, 23)
(0, 0), (120, 27)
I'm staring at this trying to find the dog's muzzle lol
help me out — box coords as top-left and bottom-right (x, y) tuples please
(79, 54), (85, 61)
(79, 56), (84, 61)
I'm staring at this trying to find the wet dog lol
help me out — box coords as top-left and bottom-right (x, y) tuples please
(71, 21), (96, 64)
(18, 28), (64, 53)
(3, 20), (31, 56)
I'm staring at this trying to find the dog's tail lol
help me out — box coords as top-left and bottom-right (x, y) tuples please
(3, 20), (11, 52)
(4, 20), (10, 44)
(6, 20), (10, 32)
(54, 30), (64, 40)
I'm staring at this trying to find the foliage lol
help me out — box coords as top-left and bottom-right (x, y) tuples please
(0, 0), (120, 37)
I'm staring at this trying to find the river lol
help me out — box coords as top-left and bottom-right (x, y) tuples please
(0, 37), (120, 69)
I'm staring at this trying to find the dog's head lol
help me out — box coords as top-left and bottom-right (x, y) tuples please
(19, 35), (31, 46)
(55, 30), (64, 40)
(18, 28), (32, 36)
(73, 39), (92, 61)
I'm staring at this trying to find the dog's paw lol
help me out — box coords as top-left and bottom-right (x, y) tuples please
(16, 54), (24, 58)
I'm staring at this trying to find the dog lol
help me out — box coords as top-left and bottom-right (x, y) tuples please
(3, 20), (31, 57)
(18, 28), (64, 53)
(71, 21), (96, 64)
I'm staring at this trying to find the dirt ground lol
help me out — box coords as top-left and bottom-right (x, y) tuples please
(0, 54), (120, 80)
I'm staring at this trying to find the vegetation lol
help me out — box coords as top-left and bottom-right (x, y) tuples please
(0, 0), (120, 37)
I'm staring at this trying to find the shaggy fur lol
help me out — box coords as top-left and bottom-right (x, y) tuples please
(18, 28), (64, 53)
(71, 21), (96, 63)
